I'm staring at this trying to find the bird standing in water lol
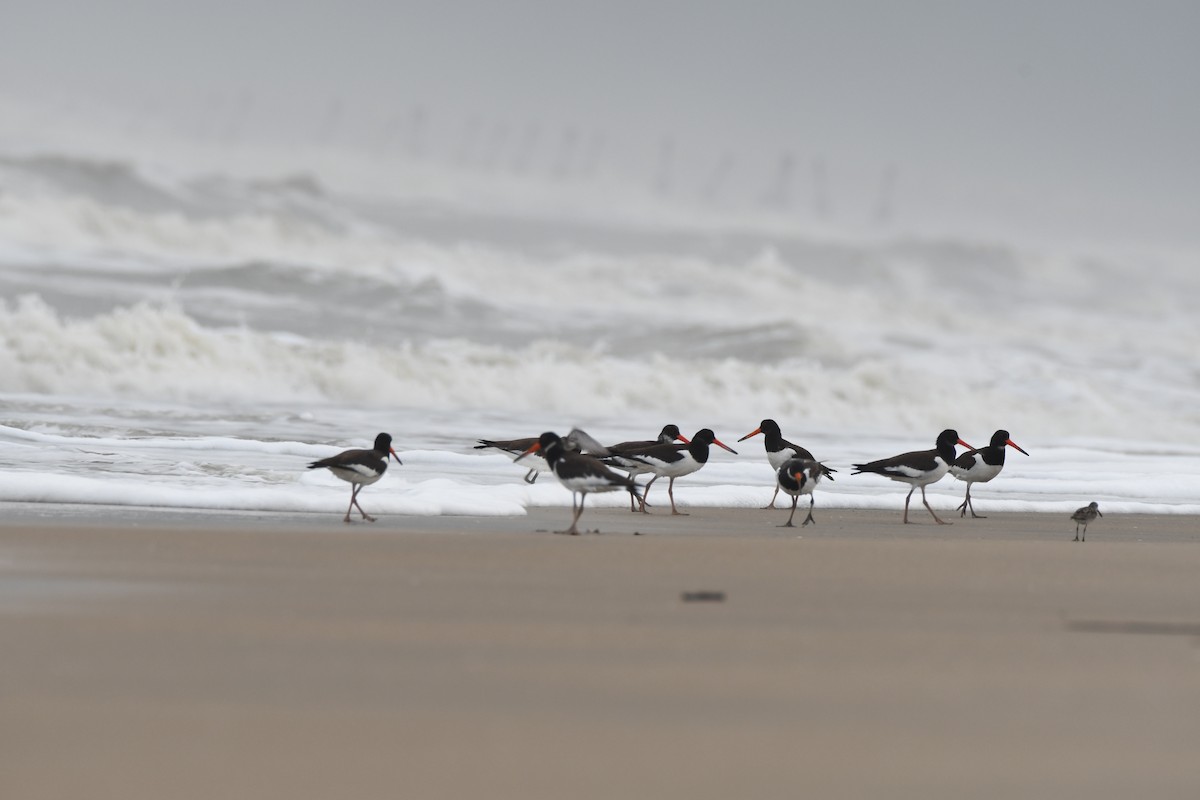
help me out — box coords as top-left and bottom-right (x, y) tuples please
(738, 419), (836, 509)
(604, 428), (738, 515)
(307, 432), (402, 523)
(516, 431), (642, 535)
(851, 429), (973, 524)
(949, 429), (1029, 518)
(607, 424), (689, 511)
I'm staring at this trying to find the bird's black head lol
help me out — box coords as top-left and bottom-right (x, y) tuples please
(659, 424), (685, 442)
(937, 429), (973, 454)
(992, 430), (1030, 456)
(691, 428), (738, 454)
(373, 432), (402, 464)
(739, 419), (781, 442)
(542, 431), (572, 463)
(759, 419), (781, 436)
(516, 431), (567, 464)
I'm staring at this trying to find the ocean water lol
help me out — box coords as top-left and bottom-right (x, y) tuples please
(1, 140), (1199, 519)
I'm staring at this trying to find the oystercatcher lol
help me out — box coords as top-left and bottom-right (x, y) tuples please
(606, 428), (737, 515)
(949, 429), (1030, 518)
(475, 433), (583, 484)
(608, 424), (689, 510)
(474, 436), (548, 484)
(851, 429), (973, 524)
(776, 458), (825, 528)
(738, 419), (836, 508)
(307, 432), (402, 523)
(1071, 501), (1102, 542)
(515, 431), (641, 535)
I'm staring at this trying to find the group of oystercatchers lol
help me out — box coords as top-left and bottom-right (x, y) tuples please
(500, 427), (740, 534)
(306, 423), (1103, 538)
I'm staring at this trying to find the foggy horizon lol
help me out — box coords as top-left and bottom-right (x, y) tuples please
(3, 0), (1198, 245)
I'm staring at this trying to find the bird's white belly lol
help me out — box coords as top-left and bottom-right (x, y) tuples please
(767, 449), (796, 471)
(514, 453), (552, 473)
(950, 462), (1002, 484)
(617, 459), (655, 476)
(557, 474), (624, 494)
(329, 465), (383, 486)
(655, 456), (703, 478)
(886, 461), (949, 486)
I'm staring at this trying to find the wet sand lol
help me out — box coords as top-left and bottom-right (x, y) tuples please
(2, 505), (1199, 799)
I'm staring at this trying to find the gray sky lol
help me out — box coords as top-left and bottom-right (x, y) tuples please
(3, 0), (1199, 243)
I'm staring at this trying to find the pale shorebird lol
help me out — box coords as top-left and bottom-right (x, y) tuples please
(1072, 501), (1102, 541)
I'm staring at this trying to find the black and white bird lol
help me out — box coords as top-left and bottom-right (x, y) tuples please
(607, 424), (689, 511)
(605, 428), (737, 515)
(738, 419), (836, 508)
(851, 429), (973, 524)
(1071, 501), (1102, 542)
(307, 432), (402, 523)
(474, 436), (550, 483)
(516, 431), (642, 535)
(949, 429), (1030, 518)
(776, 458), (825, 528)
(475, 433), (583, 483)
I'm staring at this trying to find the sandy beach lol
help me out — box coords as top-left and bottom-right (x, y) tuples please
(2, 504), (1199, 799)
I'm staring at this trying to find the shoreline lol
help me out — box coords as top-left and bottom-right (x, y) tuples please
(1, 501), (1195, 542)
(3, 506), (1199, 799)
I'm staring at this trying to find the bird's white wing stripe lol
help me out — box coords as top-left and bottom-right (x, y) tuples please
(559, 475), (626, 492)
(341, 463), (382, 478)
(888, 464), (929, 479)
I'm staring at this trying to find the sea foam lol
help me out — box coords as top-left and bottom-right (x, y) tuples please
(1, 151), (1198, 517)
